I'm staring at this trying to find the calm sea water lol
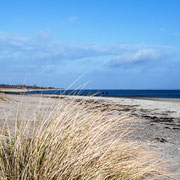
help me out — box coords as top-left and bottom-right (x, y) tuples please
(30, 89), (180, 98)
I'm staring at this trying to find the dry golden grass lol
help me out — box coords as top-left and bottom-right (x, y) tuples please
(0, 95), (169, 179)
(0, 93), (7, 101)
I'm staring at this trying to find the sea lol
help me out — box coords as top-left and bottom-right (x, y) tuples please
(25, 89), (180, 98)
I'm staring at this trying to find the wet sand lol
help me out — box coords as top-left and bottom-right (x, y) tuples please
(0, 94), (179, 178)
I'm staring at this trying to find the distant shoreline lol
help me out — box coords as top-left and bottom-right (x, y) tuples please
(1, 89), (180, 100)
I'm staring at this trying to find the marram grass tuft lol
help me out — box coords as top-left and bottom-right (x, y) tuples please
(0, 93), (7, 101)
(0, 95), (169, 179)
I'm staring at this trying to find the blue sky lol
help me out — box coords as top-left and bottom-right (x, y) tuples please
(0, 0), (180, 89)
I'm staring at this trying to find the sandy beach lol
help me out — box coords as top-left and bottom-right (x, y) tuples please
(0, 94), (179, 178)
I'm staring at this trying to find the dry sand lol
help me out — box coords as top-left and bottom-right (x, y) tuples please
(0, 94), (179, 178)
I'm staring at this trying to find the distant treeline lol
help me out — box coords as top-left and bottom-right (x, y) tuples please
(0, 84), (56, 89)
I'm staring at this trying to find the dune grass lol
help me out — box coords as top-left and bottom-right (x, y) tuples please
(0, 95), (167, 179)
(0, 93), (7, 101)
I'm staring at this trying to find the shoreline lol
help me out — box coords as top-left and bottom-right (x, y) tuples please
(121, 96), (180, 103)
(2, 90), (180, 103)
(1, 88), (180, 100)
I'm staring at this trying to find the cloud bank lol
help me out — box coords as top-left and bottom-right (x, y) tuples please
(110, 49), (162, 66)
(0, 31), (179, 88)
(0, 32), (174, 65)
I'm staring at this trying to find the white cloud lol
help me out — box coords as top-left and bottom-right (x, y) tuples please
(68, 16), (78, 22)
(0, 31), (176, 74)
(110, 49), (162, 66)
(0, 32), (112, 63)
